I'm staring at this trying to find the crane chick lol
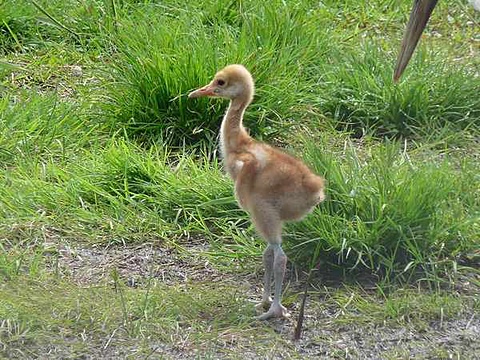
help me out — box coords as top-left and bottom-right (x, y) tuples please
(189, 65), (325, 320)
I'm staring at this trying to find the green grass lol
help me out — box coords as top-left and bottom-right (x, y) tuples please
(0, 0), (479, 357)
(1, 273), (478, 358)
(287, 137), (479, 282)
(0, 276), (254, 357)
(101, 0), (480, 145)
(310, 44), (480, 138)
(104, 0), (334, 145)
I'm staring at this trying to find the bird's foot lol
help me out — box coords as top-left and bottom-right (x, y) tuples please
(256, 303), (290, 320)
(254, 297), (273, 312)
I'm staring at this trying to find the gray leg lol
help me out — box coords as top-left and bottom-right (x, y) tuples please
(250, 205), (289, 320)
(255, 244), (274, 311)
(272, 244), (287, 307)
(257, 243), (290, 320)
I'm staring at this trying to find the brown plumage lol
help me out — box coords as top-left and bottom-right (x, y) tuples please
(189, 64), (325, 319)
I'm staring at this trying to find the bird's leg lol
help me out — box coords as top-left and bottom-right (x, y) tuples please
(255, 244), (274, 312)
(250, 205), (289, 320)
(257, 243), (290, 320)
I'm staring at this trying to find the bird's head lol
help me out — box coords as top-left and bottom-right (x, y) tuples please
(188, 64), (255, 104)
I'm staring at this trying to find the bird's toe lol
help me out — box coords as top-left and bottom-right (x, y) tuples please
(255, 297), (273, 312)
(256, 304), (290, 320)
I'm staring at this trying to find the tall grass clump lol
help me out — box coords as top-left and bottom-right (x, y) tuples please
(309, 44), (480, 138)
(0, 132), (243, 244)
(105, 0), (331, 146)
(286, 137), (479, 282)
(0, 0), (82, 52)
(0, 5), (37, 53)
(73, 140), (241, 229)
(0, 0), (134, 53)
(0, 93), (101, 166)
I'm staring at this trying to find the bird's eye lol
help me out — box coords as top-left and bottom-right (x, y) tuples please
(217, 79), (225, 86)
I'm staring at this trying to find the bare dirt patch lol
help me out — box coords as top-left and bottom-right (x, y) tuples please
(48, 239), (227, 287)
(287, 305), (480, 359)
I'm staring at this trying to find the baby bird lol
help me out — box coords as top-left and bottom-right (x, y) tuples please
(189, 65), (325, 320)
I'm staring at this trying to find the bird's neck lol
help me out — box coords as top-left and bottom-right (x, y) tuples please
(220, 98), (251, 159)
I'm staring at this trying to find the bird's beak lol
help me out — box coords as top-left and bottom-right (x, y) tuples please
(393, 0), (438, 82)
(188, 83), (216, 98)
